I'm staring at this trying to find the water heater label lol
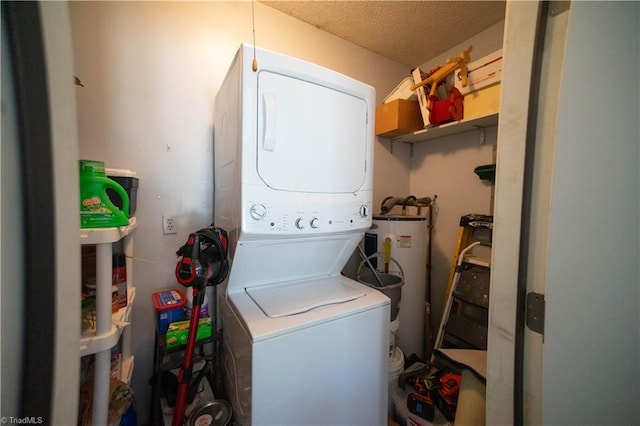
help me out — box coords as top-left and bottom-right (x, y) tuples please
(397, 235), (412, 248)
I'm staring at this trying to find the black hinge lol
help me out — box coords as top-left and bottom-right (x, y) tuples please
(526, 292), (545, 336)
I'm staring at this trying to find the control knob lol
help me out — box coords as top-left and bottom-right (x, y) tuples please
(310, 218), (319, 229)
(249, 204), (267, 221)
(359, 205), (368, 218)
(295, 218), (305, 229)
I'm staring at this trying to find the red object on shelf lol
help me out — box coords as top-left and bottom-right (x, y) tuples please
(439, 372), (461, 398)
(428, 87), (464, 126)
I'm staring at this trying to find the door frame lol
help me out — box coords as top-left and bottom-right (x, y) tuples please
(487, 1), (543, 424)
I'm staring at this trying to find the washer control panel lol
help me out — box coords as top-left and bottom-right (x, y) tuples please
(244, 198), (371, 235)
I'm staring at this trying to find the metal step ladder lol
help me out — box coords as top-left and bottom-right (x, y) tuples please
(435, 215), (493, 351)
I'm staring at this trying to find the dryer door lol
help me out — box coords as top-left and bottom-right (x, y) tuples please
(256, 71), (368, 193)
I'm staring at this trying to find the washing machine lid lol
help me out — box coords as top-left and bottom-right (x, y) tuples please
(246, 276), (365, 318)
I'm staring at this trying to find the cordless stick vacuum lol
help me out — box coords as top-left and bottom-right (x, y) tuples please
(172, 225), (229, 426)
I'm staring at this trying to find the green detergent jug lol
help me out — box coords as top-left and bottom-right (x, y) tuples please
(79, 160), (130, 228)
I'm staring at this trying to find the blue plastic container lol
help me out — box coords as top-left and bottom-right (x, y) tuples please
(152, 289), (186, 335)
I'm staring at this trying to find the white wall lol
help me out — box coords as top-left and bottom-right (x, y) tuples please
(411, 128), (497, 334)
(68, 1), (409, 421)
(408, 22), (504, 334)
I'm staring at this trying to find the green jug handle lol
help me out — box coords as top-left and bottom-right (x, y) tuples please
(103, 178), (130, 217)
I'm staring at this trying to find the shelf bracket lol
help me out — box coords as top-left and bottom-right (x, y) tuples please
(409, 143), (414, 157)
(479, 127), (486, 145)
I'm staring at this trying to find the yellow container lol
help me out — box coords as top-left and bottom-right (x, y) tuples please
(463, 83), (501, 120)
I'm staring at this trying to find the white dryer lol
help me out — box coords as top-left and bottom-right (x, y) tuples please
(214, 44), (389, 425)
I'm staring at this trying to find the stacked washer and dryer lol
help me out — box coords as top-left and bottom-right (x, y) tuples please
(213, 44), (389, 425)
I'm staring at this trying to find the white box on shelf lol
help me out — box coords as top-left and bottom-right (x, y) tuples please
(383, 77), (418, 104)
(411, 68), (431, 127)
(455, 49), (502, 96)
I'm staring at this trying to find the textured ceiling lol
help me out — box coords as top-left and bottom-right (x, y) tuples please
(260, 1), (506, 68)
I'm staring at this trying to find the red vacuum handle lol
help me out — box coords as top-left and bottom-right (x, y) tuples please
(172, 287), (204, 426)
(176, 233), (200, 287)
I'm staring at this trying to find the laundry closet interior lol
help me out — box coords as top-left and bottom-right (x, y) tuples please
(65, 1), (506, 424)
(50, 2), (505, 421)
(6, 1), (639, 426)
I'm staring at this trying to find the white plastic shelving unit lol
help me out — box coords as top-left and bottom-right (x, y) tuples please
(80, 217), (137, 426)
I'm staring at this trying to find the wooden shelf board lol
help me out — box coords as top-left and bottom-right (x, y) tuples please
(391, 111), (498, 143)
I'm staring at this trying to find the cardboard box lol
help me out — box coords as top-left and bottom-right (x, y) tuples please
(462, 83), (501, 120)
(165, 317), (212, 349)
(375, 99), (424, 137)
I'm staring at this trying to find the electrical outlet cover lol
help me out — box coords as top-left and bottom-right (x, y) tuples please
(163, 215), (177, 234)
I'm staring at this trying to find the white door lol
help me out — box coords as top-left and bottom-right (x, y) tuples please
(490, 2), (640, 425)
(256, 70), (369, 193)
(1, 2), (81, 424)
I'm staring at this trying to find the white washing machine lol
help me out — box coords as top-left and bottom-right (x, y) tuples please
(214, 45), (389, 425)
(220, 237), (389, 425)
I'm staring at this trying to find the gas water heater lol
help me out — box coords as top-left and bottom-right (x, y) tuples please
(365, 196), (432, 358)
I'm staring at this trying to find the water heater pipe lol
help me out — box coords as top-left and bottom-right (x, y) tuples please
(379, 196), (402, 215)
(426, 195), (437, 307)
(379, 195), (433, 215)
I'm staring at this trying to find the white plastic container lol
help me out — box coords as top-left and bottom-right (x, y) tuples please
(388, 346), (404, 415)
(389, 317), (400, 357)
(389, 346), (404, 386)
(384, 77), (418, 103)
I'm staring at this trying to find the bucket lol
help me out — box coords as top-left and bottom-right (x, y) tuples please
(388, 346), (405, 415)
(388, 346), (404, 387)
(79, 160), (130, 228)
(389, 317), (400, 357)
(357, 252), (404, 321)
